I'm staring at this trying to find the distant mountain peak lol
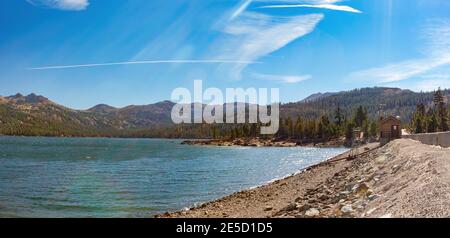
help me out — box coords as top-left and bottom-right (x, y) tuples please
(88, 104), (117, 113)
(6, 93), (50, 104)
(301, 92), (337, 102)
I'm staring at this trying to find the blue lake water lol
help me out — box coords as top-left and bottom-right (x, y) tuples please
(0, 136), (347, 218)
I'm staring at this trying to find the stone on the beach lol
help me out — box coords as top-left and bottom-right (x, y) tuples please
(295, 196), (303, 202)
(304, 208), (320, 217)
(340, 205), (353, 215)
(380, 213), (392, 218)
(368, 194), (380, 201)
(298, 204), (311, 212)
(318, 194), (329, 201)
(282, 203), (298, 212)
(352, 182), (369, 196)
(264, 206), (273, 211)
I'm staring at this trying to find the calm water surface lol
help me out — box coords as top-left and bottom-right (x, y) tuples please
(0, 136), (347, 217)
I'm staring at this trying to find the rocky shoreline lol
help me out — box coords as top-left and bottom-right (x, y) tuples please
(158, 139), (450, 218)
(181, 137), (346, 148)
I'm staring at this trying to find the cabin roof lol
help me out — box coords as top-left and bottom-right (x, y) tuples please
(380, 115), (401, 124)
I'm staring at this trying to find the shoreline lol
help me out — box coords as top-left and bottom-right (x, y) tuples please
(158, 139), (450, 218)
(181, 137), (348, 148)
(156, 143), (373, 218)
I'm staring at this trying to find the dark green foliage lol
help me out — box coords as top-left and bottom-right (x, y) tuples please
(427, 109), (438, 133)
(369, 121), (378, 138)
(409, 89), (449, 134)
(353, 106), (368, 128)
(433, 88), (449, 132)
(345, 122), (354, 141)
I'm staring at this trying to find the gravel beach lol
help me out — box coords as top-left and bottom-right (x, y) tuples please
(158, 139), (450, 218)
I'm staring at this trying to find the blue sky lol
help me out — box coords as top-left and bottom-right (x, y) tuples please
(1, 0), (450, 109)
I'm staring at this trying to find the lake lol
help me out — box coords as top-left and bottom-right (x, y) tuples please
(0, 136), (347, 217)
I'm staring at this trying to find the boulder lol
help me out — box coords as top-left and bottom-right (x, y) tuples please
(304, 208), (320, 217)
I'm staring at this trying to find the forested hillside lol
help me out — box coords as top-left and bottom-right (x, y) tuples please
(1, 87), (449, 139)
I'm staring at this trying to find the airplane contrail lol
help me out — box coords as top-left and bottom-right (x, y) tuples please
(28, 60), (262, 70)
(259, 4), (362, 14)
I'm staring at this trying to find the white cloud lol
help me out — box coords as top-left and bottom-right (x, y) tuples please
(253, 73), (312, 83)
(27, 0), (89, 11)
(259, 4), (362, 13)
(214, 0), (359, 80)
(349, 56), (450, 83)
(214, 12), (323, 79)
(414, 79), (450, 92)
(349, 19), (450, 83)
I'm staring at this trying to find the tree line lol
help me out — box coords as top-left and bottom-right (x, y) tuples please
(139, 104), (380, 143)
(410, 88), (450, 133)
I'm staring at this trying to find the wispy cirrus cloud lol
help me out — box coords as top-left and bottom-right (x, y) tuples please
(413, 78), (450, 92)
(26, 0), (89, 11)
(253, 72), (312, 83)
(214, 12), (323, 79)
(349, 19), (450, 83)
(349, 56), (450, 83)
(216, 0), (360, 80)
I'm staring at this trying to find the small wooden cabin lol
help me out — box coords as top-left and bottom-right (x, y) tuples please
(379, 115), (402, 145)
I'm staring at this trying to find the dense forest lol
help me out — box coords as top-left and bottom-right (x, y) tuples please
(410, 88), (450, 134)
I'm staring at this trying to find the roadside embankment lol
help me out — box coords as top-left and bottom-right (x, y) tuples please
(158, 139), (450, 218)
(403, 131), (450, 148)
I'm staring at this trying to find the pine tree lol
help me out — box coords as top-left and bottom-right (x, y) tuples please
(334, 103), (344, 126)
(369, 121), (377, 138)
(295, 117), (303, 139)
(433, 88), (449, 131)
(427, 109), (438, 133)
(345, 122), (354, 141)
(353, 106), (368, 128)
(412, 103), (426, 133)
(362, 120), (369, 140)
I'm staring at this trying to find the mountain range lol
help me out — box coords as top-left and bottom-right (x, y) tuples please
(1, 87), (449, 137)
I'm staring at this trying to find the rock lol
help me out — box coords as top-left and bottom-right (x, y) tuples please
(282, 203), (298, 212)
(366, 207), (377, 215)
(304, 208), (320, 217)
(368, 194), (380, 201)
(352, 183), (370, 196)
(382, 183), (393, 192)
(373, 176), (380, 182)
(330, 196), (340, 204)
(318, 194), (329, 201)
(392, 164), (401, 174)
(307, 199), (317, 204)
(264, 206), (273, 211)
(339, 191), (350, 198)
(340, 205), (353, 215)
(298, 204), (312, 212)
(380, 213), (392, 218)
(295, 196), (303, 202)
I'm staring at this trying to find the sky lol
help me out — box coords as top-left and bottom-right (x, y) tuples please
(1, 0), (450, 109)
